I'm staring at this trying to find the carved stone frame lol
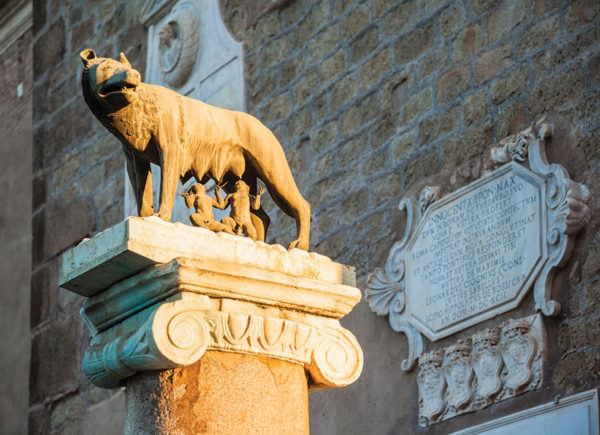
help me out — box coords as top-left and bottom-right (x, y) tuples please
(365, 119), (589, 371)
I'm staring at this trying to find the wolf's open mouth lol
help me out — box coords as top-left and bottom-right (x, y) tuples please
(99, 82), (136, 96)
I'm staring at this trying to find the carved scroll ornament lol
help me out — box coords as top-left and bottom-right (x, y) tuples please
(82, 295), (363, 390)
(365, 119), (589, 371)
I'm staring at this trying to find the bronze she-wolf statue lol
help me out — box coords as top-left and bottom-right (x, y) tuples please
(80, 49), (310, 250)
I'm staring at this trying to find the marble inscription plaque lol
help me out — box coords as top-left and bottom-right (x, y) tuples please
(407, 164), (546, 340)
(365, 121), (590, 371)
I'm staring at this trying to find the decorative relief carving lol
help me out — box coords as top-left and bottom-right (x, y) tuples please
(82, 296), (363, 390)
(417, 314), (544, 426)
(443, 340), (473, 415)
(158, 9), (199, 88)
(417, 350), (446, 426)
(418, 185), (441, 214)
(471, 328), (502, 407)
(499, 318), (539, 396)
(365, 119), (589, 370)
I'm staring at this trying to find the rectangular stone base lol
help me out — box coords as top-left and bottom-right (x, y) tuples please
(60, 216), (356, 298)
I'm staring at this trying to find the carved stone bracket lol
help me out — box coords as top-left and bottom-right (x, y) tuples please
(417, 314), (544, 426)
(83, 293), (362, 390)
(365, 119), (589, 371)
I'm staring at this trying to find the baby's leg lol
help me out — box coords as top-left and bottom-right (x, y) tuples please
(190, 213), (209, 229)
(243, 221), (258, 241)
(208, 220), (234, 235)
(221, 217), (240, 235)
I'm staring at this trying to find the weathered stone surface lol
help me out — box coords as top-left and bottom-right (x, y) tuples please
(320, 49), (346, 84)
(452, 23), (483, 62)
(403, 148), (441, 186)
(517, 14), (559, 56)
(528, 64), (585, 117)
(419, 106), (458, 145)
(565, 0), (600, 31)
(440, 3), (467, 38)
(82, 392), (126, 435)
(126, 352), (309, 434)
(463, 88), (488, 126)
(437, 65), (470, 104)
(403, 87), (432, 124)
(474, 43), (512, 84)
(395, 21), (434, 63)
(29, 314), (88, 403)
(51, 151), (82, 194)
(443, 119), (493, 167)
(308, 26), (338, 64)
(34, 196), (94, 267)
(487, 0), (532, 43)
(381, 0), (418, 37)
(351, 26), (379, 62)
(491, 66), (529, 104)
(341, 4), (369, 40)
(391, 129), (415, 161)
(33, 17), (66, 76)
(360, 47), (391, 91)
(497, 101), (527, 138)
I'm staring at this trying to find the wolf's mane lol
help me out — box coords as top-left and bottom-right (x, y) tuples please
(80, 65), (159, 142)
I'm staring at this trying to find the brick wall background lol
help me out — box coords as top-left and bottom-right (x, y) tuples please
(0, 7), (32, 431)
(20, 0), (600, 433)
(219, 0), (600, 432)
(29, 0), (147, 433)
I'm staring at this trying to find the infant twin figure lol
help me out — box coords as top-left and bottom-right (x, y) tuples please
(179, 180), (266, 241)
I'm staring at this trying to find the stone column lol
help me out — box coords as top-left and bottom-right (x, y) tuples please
(59, 217), (363, 435)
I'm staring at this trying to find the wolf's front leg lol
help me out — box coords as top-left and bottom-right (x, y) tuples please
(155, 149), (179, 222)
(124, 148), (154, 217)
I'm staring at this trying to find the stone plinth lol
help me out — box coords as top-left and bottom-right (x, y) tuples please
(59, 217), (363, 434)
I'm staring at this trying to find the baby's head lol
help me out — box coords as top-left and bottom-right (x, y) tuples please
(235, 180), (249, 192)
(190, 183), (205, 195)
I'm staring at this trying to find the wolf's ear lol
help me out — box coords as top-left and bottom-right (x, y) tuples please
(119, 52), (131, 69)
(80, 49), (97, 67)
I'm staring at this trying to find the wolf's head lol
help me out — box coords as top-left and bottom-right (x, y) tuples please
(80, 49), (141, 109)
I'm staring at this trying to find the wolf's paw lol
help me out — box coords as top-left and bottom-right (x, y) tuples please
(288, 238), (309, 251)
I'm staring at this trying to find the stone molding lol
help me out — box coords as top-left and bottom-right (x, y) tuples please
(60, 218), (363, 391)
(451, 388), (599, 435)
(417, 314), (544, 426)
(365, 118), (589, 371)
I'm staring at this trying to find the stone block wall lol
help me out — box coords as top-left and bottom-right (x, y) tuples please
(23, 0), (600, 433)
(29, 0), (147, 432)
(0, 15), (33, 434)
(220, 0), (600, 433)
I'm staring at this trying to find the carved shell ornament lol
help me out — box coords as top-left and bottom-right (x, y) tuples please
(158, 9), (199, 88)
(365, 118), (590, 372)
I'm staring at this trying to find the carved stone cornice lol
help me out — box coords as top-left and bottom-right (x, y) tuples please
(60, 217), (363, 391)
